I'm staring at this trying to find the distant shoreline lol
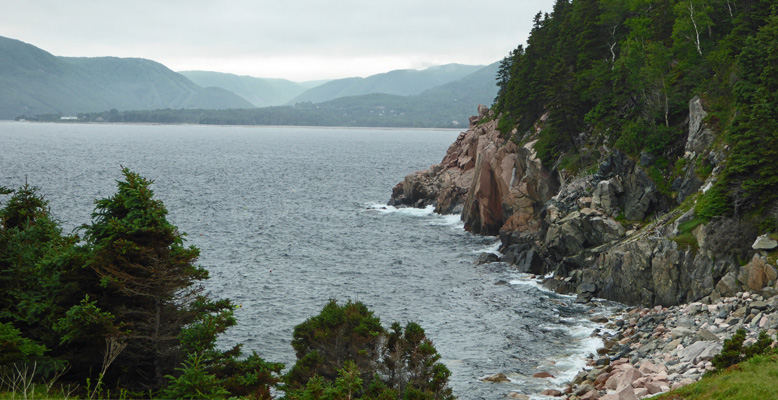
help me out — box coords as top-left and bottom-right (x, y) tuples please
(3, 119), (463, 132)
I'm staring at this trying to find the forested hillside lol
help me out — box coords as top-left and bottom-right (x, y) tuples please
(0, 36), (253, 119)
(45, 64), (501, 128)
(492, 0), (777, 225)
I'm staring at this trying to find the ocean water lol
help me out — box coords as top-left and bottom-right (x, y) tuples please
(0, 121), (608, 399)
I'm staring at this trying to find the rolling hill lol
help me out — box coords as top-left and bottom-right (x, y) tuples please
(0, 36), (253, 119)
(71, 63), (501, 128)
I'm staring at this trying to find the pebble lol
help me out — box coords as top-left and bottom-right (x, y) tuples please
(547, 291), (778, 399)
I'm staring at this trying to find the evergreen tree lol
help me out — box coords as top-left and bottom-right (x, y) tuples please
(82, 167), (210, 389)
(285, 300), (454, 400)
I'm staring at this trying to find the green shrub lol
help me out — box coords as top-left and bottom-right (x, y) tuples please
(0, 322), (47, 365)
(710, 329), (775, 374)
(696, 183), (730, 218)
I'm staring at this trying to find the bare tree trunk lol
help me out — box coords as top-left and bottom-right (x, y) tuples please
(726, 0), (733, 20)
(154, 296), (162, 387)
(688, 0), (703, 56)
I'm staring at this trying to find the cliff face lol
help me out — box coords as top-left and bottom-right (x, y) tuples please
(390, 102), (778, 307)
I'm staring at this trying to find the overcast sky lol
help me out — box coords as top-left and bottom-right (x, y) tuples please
(3, 0), (555, 82)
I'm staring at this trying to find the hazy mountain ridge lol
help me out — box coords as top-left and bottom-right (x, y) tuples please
(287, 64), (485, 104)
(0, 36), (253, 119)
(179, 71), (322, 107)
(63, 63), (500, 128)
(4, 35), (501, 126)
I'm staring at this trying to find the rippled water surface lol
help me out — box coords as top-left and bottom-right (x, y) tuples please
(1, 121), (606, 399)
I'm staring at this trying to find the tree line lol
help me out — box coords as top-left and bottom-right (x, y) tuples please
(493, 0), (778, 229)
(0, 169), (454, 399)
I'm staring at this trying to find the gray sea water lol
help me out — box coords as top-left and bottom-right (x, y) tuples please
(0, 121), (607, 399)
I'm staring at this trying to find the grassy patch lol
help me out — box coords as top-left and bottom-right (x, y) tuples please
(672, 232), (699, 251)
(0, 384), (71, 400)
(678, 217), (706, 234)
(671, 216), (706, 252)
(655, 354), (778, 400)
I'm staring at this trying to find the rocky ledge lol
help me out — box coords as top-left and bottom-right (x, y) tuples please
(540, 291), (778, 399)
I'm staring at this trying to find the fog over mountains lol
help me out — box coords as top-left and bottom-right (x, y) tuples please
(1, 35), (499, 125)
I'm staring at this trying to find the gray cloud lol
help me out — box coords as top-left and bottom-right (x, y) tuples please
(3, 0), (555, 80)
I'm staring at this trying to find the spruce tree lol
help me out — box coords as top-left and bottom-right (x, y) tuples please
(82, 167), (209, 389)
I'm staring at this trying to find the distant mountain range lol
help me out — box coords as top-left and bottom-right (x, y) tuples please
(0, 36), (252, 119)
(1, 35), (500, 126)
(286, 64), (485, 104)
(179, 71), (325, 107)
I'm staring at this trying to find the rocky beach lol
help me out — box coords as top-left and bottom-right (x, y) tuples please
(540, 290), (778, 399)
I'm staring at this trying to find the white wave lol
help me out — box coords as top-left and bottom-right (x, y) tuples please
(508, 275), (554, 294)
(549, 334), (604, 386)
(364, 202), (466, 230)
(428, 213), (464, 228)
(470, 240), (501, 255)
(364, 202), (435, 217)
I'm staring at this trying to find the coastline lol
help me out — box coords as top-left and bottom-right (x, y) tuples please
(1, 119), (463, 131)
(545, 290), (778, 399)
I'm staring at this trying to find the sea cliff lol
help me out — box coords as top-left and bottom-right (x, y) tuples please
(390, 103), (778, 399)
(390, 103), (778, 307)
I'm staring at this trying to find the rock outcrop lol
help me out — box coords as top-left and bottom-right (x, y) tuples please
(390, 98), (772, 308)
(389, 105), (559, 235)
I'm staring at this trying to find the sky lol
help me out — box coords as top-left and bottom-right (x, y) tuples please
(3, 0), (556, 82)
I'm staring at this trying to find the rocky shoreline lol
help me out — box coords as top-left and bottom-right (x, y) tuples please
(389, 104), (778, 398)
(506, 290), (778, 400)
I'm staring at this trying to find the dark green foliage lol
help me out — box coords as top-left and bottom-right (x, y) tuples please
(286, 361), (367, 400)
(0, 185), (88, 375)
(492, 0), (778, 222)
(0, 172), (284, 397)
(287, 300), (385, 389)
(719, 14), (778, 215)
(381, 322), (453, 399)
(0, 321), (47, 365)
(286, 300), (454, 400)
(695, 182), (731, 219)
(161, 354), (231, 400)
(80, 167), (210, 389)
(711, 329), (775, 373)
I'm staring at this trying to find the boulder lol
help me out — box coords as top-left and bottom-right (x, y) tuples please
(616, 366), (642, 391)
(679, 341), (721, 364)
(532, 371), (555, 379)
(479, 372), (510, 383)
(507, 393), (530, 400)
(592, 179), (621, 216)
(501, 243), (546, 274)
(753, 234), (778, 251)
(716, 271), (742, 297)
(738, 255), (778, 291)
(474, 252), (500, 265)
(600, 386), (638, 400)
